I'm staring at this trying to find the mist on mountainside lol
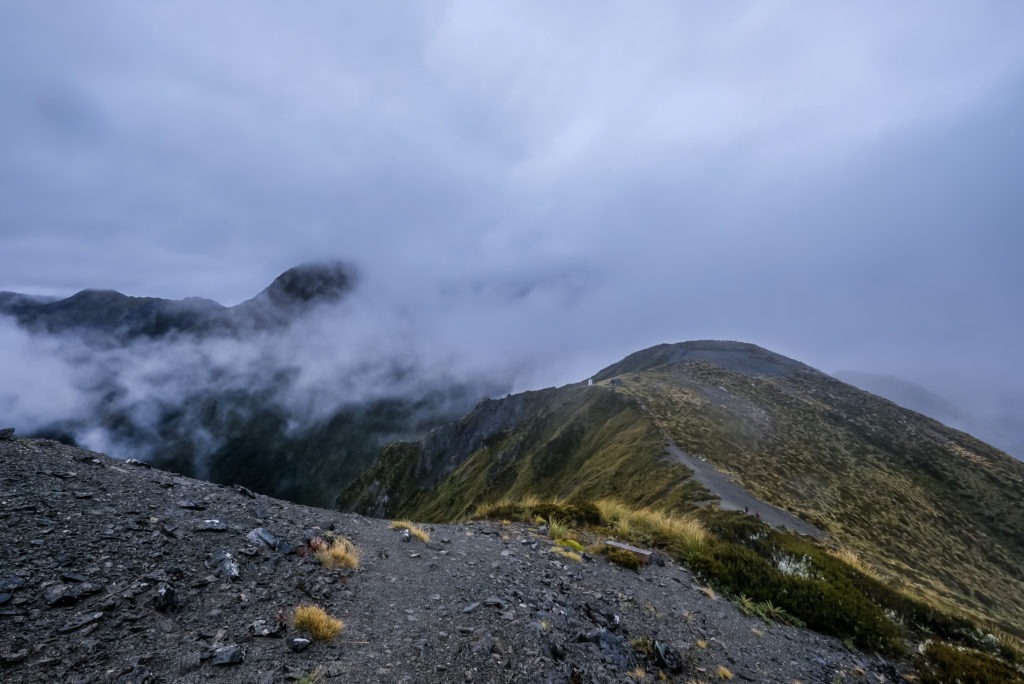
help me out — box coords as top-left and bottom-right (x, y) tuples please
(0, 263), (557, 503)
(837, 371), (1024, 460)
(2, 260), (1022, 505)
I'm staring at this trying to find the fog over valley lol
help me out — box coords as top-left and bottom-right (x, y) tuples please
(1, 3), (1022, 462)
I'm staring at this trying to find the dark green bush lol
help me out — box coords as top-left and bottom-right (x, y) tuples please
(917, 641), (1024, 684)
(688, 538), (903, 653)
(692, 509), (1011, 655)
(607, 547), (642, 571)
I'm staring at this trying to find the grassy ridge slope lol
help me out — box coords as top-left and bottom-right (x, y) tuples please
(603, 343), (1024, 637)
(340, 383), (707, 521)
(340, 340), (1024, 638)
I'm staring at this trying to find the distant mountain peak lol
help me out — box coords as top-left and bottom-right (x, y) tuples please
(0, 261), (357, 339)
(258, 261), (356, 309)
(593, 339), (812, 381)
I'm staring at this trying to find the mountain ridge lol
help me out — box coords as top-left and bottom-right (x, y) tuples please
(0, 261), (355, 340)
(3, 267), (1022, 645)
(343, 340), (1024, 639)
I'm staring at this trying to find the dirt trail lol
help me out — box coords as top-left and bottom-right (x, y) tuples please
(668, 442), (826, 539)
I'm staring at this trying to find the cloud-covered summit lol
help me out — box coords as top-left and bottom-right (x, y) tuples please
(0, 3), (1021, 459)
(0, 261), (358, 342)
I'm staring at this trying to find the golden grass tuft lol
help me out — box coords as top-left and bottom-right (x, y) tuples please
(548, 517), (570, 541)
(551, 546), (582, 562)
(293, 604), (344, 640)
(390, 520), (430, 542)
(717, 665), (734, 680)
(314, 537), (359, 569)
(472, 495), (545, 521)
(595, 499), (708, 557)
(829, 547), (881, 581)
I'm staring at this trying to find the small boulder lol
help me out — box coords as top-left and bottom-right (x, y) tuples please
(152, 582), (178, 612)
(211, 645), (244, 666)
(287, 637), (311, 653)
(194, 519), (228, 532)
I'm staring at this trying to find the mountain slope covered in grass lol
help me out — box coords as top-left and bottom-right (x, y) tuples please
(342, 340), (1024, 639)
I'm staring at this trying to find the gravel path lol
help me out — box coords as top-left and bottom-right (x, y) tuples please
(1, 437), (904, 683)
(668, 442), (826, 539)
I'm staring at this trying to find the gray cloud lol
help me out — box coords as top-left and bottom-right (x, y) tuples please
(1, 2), (1023, 457)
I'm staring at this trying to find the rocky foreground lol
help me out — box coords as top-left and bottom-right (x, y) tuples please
(0, 436), (909, 683)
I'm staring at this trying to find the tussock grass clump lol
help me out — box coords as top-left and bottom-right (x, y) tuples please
(293, 604), (344, 641)
(736, 595), (803, 627)
(557, 538), (584, 553)
(595, 498), (708, 558)
(551, 546), (582, 562)
(630, 636), (654, 656)
(314, 537), (359, 569)
(390, 520), (430, 542)
(472, 495), (545, 521)
(472, 497), (602, 527)
(547, 517), (571, 541)
(828, 547), (882, 581)
(717, 664), (734, 680)
(627, 666), (647, 680)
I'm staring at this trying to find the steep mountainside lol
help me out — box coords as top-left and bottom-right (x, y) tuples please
(1, 263), (492, 507)
(342, 384), (708, 521)
(342, 341), (1024, 638)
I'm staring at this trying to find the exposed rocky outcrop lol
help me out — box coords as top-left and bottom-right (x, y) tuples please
(1, 437), (911, 683)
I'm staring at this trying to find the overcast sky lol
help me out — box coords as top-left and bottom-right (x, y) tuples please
(2, 3), (1023, 453)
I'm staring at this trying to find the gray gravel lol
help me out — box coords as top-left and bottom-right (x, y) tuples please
(0, 437), (910, 683)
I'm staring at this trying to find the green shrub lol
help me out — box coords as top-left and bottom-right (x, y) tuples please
(607, 547), (642, 571)
(916, 641), (1024, 684)
(689, 540), (902, 653)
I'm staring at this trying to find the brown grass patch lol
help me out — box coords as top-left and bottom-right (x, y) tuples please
(293, 604), (343, 640)
(390, 520), (430, 542)
(314, 537), (359, 569)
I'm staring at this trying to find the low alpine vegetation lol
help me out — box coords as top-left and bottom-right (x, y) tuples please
(916, 641), (1024, 684)
(547, 516), (571, 541)
(551, 545), (582, 562)
(390, 519), (430, 542)
(557, 538), (584, 553)
(312, 536), (359, 569)
(595, 498), (708, 558)
(471, 496), (1018, 661)
(606, 546), (642, 571)
(293, 604), (344, 641)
